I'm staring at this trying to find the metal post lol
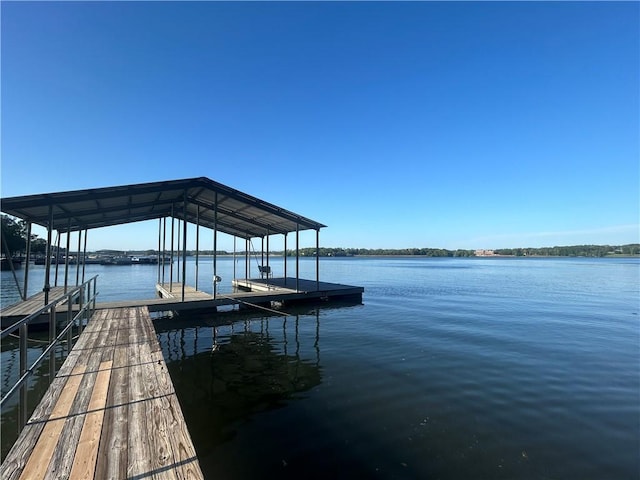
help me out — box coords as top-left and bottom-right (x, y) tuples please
(64, 222), (71, 293)
(78, 284), (84, 334)
(54, 230), (61, 287)
(195, 205), (200, 291)
(266, 229), (270, 280)
(162, 216), (166, 284)
(19, 322), (28, 427)
(158, 218), (162, 284)
(213, 193), (218, 299)
(177, 218), (181, 284)
(233, 236), (236, 280)
(75, 229), (82, 286)
(44, 206), (53, 304)
(49, 305), (57, 381)
(245, 238), (249, 282)
(82, 229), (87, 284)
(261, 237), (264, 272)
(182, 193), (188, 302)
(284, 233), (288, 285)
(296, 224), (299, 292)
(316, 229), (320, 291)
(67, 297), (73, 354)
(170, 207), (175, 292)
(23, 222), (32, 300)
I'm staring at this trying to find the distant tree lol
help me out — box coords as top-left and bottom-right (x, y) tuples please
(31, 238), (47, 255)
(1, 215), (27, 256)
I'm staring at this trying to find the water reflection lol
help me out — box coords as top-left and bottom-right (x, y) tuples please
(1, 337), (65, 461)
(156, 310), (323, 461)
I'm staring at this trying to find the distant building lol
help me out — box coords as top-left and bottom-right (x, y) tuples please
(475, 249), (495, 256)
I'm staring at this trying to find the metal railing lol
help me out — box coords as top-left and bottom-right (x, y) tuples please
(0, 275), (99, 429)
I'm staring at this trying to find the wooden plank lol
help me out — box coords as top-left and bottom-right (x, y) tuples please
(43, 309), (115, 479)
(1, 287), (68, 316)
(3, 306), (205, 480)
(18, 363), (87, 480)
(148, 348), (203, 479)
(126, 308), (154, 478)
(93, 318), (130, 479)
(68, 360), (113, 480)
(0, 309), (105, 480)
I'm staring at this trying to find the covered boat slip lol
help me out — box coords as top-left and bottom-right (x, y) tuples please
(0, 306), (203, 480)
(0, 177), (361, 317)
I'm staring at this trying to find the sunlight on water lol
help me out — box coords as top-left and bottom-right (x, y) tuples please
(2, 257), (639, 477)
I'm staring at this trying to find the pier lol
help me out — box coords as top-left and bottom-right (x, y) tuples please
(1, 306), (203, 479)
(1, 177), (363, 474)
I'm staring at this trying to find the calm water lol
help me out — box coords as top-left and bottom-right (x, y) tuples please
(2, 257), (639, 479)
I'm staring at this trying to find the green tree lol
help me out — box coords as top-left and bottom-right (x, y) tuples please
(1, 215), (27, 256)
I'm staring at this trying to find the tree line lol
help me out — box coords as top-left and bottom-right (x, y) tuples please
(493, 244), (640, 257)
(2, 214), (638, 258)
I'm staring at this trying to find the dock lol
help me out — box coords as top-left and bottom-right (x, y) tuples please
(92, 278), (363, 313)
(1, 306), (204, 479)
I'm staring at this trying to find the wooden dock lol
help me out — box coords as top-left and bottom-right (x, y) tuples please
(1, 306), (204, 479)
(92, 278), (363, 313)
(1, 287), (72, 328)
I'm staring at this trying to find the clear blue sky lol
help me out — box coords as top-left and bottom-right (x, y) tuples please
(2, 2), (638, 251)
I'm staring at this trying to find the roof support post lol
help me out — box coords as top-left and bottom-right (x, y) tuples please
(82, 228), (88, 284)
(213, 193), (218, 299)
(54, 230), (61, 287)
(296, 223), (299, 293)
(316, 229), (320, 291)
(170, 206), (174, 292)
(283, 233), (288, 286)
(177, 218), (181, 284)
(182, 190), (188, 302)
(43, 206), (53, 304)
(162, 217), (167, 285)
(23, 222), (32, 300)
(233, 236), (236, 281)
(195, 205), (200, 291)
(245, 238), (249, 283)
(64, 220), (71, 293)
(266, 228), (270, 281)
(157, 218), (162, 284)
(75, 229), (82, 286)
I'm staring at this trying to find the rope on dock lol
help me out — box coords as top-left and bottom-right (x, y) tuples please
(220, 296), (292, 317)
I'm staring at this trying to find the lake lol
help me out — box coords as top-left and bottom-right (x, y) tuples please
(1, 256), (639, 478)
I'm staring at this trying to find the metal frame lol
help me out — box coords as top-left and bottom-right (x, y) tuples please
(0, 275), (99, 428)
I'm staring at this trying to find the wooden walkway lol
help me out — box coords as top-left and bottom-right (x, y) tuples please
(1, 287), (71, 328)
(1, 307), (203, 480)
(93, 278), (363, 313)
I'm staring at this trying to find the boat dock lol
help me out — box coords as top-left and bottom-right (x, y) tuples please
(90, 278), (363, 314)
(1, 306), (203, 480)
(1, 177), (364, 474)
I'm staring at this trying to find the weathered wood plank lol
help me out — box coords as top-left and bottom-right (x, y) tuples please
(148, 347), (203, 479)
(126, 308), (154, 478)
(17, 363), (87, 480)
(68, 360), (113, 480)
(0, 309), (106, 480)
(2, 306), (204, 479)
(44, 309), (115, 479)
(93, 317), (130, 479)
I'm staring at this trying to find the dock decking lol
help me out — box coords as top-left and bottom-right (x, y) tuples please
(92, 278), (363, 313)
(1, 306), (203, 480)
(0, 287), (73, 328)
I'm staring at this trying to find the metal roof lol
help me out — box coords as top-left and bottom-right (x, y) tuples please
(0, 177), (326, 239)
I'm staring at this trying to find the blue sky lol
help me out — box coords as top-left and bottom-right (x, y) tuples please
(1, 2), (638, 251)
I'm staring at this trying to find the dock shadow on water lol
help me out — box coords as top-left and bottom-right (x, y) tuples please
(155, 308), (326, 478)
